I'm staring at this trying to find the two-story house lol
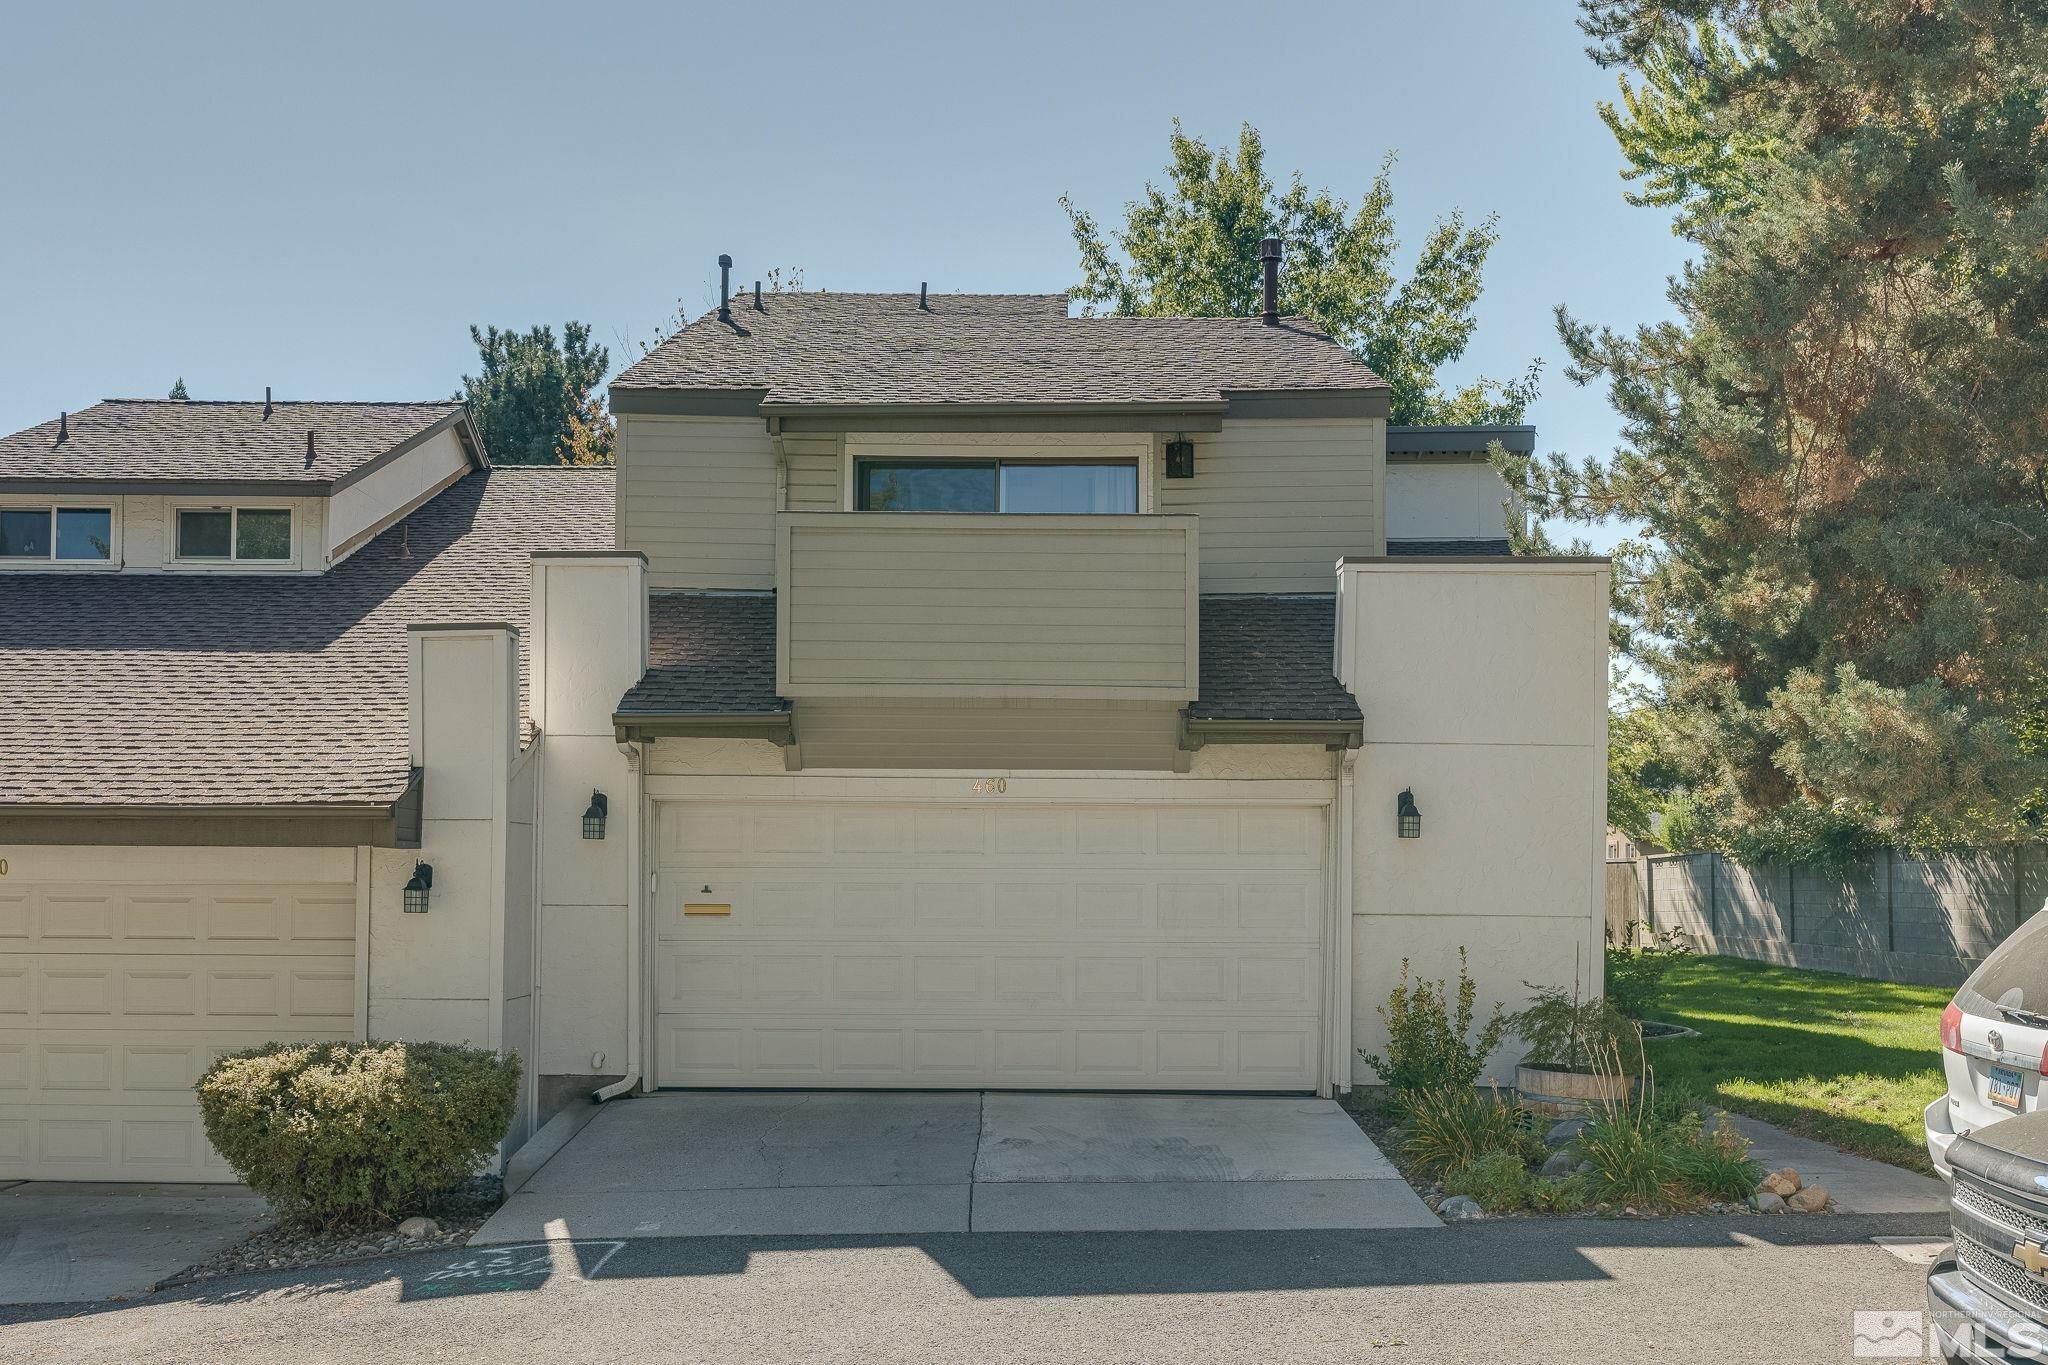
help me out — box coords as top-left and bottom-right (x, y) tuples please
(0, 257), (1605, 1183)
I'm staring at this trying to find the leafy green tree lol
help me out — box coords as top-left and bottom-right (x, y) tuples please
(456, 322), (612, 466)
(167, 378), (189, 399)
(1063, 122), (1538, 424)
(1501, 2), (2048, 858)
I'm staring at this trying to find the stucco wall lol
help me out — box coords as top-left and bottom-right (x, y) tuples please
(1337, 557), (1609, 1086)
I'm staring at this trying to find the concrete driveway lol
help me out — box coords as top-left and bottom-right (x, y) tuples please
(0, 1182), (266, 1305)
(473, 1091), (1435, 1241)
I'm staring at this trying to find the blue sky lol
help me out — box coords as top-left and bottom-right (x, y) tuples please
(0, 1), (1687, 546)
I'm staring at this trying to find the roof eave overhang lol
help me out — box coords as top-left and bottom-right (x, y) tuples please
(0, 788), (420, 849)
(1179, 715), (1364, 750)
(613, 710), (795, 745)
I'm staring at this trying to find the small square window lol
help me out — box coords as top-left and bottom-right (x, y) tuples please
(55, 508), (112, 561)
(178, 509), (233, 559)
(0, 508), (51, 558)
(235, 509), (292, 561)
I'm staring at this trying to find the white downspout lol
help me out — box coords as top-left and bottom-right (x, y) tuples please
(592, 739), (645, 1103)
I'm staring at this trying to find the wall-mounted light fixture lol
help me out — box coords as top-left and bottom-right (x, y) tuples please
(403, 861), (435, 912)
(582, 790), (609, 840)
(1396, 789), (1421, 839)
(1164, 435), (1195, 480)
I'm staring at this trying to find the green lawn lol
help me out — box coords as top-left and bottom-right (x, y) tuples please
(1640, 955), (1950, 1176)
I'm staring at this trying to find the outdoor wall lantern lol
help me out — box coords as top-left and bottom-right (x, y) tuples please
(1164, 436), (1196, 480)
(1396, 789), (1422, 839)
(403, 861), (434, 913)
(582, 789), (610, 841)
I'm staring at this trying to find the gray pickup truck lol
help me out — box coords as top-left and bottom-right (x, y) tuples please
(1930, 1111), (2048, 1361)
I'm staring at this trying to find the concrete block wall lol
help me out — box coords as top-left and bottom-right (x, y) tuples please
(1647, 846), (2047, 986)
(1338, 557), (1610, 1087)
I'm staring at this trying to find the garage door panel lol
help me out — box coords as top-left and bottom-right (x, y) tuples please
(657, 1013), (1322, 1089)
(655, 798), (1327, 1092)
(659, 872), (1325, 944)
(1, 871), (357, 1182)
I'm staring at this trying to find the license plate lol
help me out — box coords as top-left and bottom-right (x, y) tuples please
(1989, 1065), (2025, 1111)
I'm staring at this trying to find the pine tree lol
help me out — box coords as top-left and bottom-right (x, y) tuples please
(1505, 2), (2048, 857)
(455, 322), (612, 466)
(168, 378), (189, 400)
(1063, 122), (1538, 425)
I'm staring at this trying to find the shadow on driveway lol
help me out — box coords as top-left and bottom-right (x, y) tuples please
(0, 1211), (1950, 1325)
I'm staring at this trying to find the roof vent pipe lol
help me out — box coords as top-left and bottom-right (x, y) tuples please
(307, 429), (316, 465)
(920, 282), (928, 310)
(263, 386), (272, 419)
(57, 410), (67, 443)
(754, 280), (763, 311)
(1260, 237), (1282, 325)
(717, 254), (733, 323)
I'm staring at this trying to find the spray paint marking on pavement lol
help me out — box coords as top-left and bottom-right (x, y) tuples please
(413, 1241), (626, 1295)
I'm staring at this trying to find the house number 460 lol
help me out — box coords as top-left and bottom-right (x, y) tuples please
(971, 778), (1008, 796)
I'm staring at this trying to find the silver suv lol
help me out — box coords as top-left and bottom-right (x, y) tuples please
(1929, 911), (2048, 1176)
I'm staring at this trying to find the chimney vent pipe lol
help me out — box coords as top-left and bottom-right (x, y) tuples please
(263, 386), (272, 419)
(1260, 237), (1282, 325)
(754, 280), (763, 311)
(57, 411), (67, 443)
(717, 254), (733, 323)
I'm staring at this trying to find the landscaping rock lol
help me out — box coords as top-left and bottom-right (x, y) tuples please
(1758, 1168), (1801, 1198)
(396, 1217), (441, 1239)
(1786, 1183), (1831, 1213)
(1575, 1161), (1594, 1175)
(1545, 1118), (1588, 1149)
(1540, 1149), (1579, 1178)
(1438, 1196), (1486, 1222)
(1751, 1192), (1786, 1214)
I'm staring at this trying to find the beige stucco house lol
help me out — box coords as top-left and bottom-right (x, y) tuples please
(0, 259), (1606, 1182)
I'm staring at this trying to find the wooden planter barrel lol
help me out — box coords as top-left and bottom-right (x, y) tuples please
(1515, 1061), (1633, 1117)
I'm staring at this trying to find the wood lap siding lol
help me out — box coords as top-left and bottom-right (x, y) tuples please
(1162, 419), (1381, 593)
(620, 415), (780, 589)
(777, 513), (1198, 699)
(796, 701), (1182, 770)
(783, 434), (842, 513)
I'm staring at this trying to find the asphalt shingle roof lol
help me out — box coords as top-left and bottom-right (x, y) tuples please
(1190, 595), (1362, 724)
(612, 293), (1385, 406)
(616, 590), (1358, 726)
(0, 400), (469, 486)
(0, 467), (614, 808)
(1387, 538), (1513, 556)
(619, 593), (786, 716)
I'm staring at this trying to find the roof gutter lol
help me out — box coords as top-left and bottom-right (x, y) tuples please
(1179, 715), (1364, 751)
(611, 711), (795, 745)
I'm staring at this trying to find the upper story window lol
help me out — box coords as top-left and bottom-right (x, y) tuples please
(177, 506), (292, 562)
(0, 506), (113, 561)
(856, 460), (1138, 514)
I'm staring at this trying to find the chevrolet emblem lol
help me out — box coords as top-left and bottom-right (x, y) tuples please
(2015, 1241), (2048, 1278)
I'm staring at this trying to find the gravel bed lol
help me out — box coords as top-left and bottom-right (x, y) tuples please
(165, 1176), (504, 1286)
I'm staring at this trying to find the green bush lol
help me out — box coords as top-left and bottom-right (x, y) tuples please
(1359, 948), (1510, 1096)
(1604, 921), (1691, 1020)
(197, 1040), (518, 1229)
(1575, 1079), (1763, 1210)
(1527, 1173), (1592, 1213)
(1444, 1150), (1533, 1211)
(1511, 983), (1641, 1075)
(1400, 1085), (1543, 1177)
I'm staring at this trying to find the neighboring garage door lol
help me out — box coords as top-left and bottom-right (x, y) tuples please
(653, 799), (1328, 1090)
(0, 853), (358, 1181)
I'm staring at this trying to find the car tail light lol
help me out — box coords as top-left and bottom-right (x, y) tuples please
(1942, 1002), (1963, 1054)
(2040, 1038), (2048, 1076)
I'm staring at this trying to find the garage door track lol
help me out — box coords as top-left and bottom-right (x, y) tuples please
(472, 1091), (1436, 1241)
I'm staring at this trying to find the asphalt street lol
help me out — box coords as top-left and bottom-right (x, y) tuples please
(2, 1214), (1947, 1365)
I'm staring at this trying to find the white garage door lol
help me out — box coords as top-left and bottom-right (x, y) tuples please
(0, 857), (358, 1181)
(653, 799), (1328, 1090)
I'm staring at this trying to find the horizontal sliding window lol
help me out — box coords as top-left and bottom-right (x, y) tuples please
(857, 460), (1137, 514)
(176, 506), (292, 562)
(0, 506), (112, 561)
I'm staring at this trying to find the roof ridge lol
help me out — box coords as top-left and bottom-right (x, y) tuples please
(101, 398), (463, 407)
